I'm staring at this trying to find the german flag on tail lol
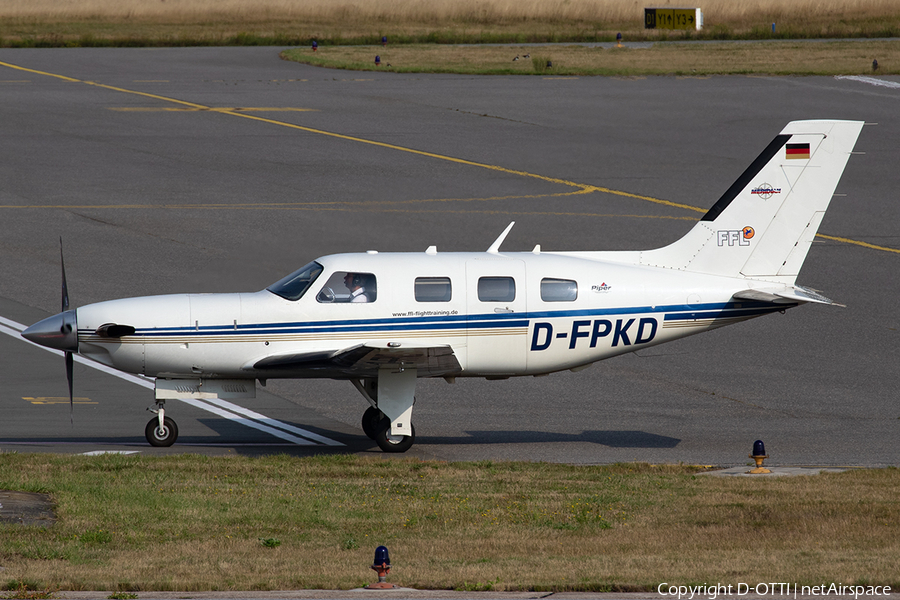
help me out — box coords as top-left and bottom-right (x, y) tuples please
(786, 142), (810, 159)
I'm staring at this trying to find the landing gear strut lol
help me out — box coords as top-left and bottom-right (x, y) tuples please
(146, 399), (178, 447)
(352, 368), (417, 453)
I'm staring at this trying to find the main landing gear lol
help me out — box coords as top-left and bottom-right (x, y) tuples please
(146, 399), (178, 447)
(361, 406), (416, 453)
(353, 369), (417, 453)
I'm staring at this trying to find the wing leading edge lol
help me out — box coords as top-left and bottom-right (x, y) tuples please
(247, 344), (461, 378)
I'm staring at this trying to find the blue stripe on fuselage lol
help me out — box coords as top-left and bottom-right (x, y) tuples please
(84, 300), (786, 339)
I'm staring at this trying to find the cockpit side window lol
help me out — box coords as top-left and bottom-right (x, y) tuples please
(266, 261), (324, 301)
(316, 271), (377, 303)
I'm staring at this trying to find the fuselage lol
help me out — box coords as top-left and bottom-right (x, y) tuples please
(71, 250), (791, 380)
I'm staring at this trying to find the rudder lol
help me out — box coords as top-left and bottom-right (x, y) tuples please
(639, 120), (864, 284)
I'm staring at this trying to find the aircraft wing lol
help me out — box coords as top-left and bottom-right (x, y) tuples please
(246, 343), (461, 378)
(733, 286), (838, 306)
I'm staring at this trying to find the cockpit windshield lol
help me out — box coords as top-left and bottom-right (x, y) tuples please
(266, 261), (324, 301)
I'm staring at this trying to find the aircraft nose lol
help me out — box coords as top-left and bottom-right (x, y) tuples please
(21, 309), (79, 352)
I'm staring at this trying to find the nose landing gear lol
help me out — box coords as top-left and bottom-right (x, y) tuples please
(146, 399), (178, 447)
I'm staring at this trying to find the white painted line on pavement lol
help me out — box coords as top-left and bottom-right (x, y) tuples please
(835, 75), (900, 89)
(1, 314), (342, 446)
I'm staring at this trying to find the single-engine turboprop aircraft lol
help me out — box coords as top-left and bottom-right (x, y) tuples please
(23, 120), (864, 452)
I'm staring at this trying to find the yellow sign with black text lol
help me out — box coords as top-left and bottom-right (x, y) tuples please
(644, 8), (702, 30)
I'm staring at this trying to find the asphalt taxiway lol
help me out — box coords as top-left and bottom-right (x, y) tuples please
(0, 47), (897, 466)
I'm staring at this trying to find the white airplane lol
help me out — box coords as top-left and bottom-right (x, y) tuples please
(23, 119), (863, 453)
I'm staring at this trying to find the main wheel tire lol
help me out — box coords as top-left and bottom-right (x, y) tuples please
(374, 417), (415, 453)
(145, 416), (178, 447)
(361, 406), (383, 440)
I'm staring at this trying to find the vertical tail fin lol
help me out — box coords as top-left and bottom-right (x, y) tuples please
(640, 120), (864, 284)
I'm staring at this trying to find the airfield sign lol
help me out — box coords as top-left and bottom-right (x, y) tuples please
(644, 7), (703, 30)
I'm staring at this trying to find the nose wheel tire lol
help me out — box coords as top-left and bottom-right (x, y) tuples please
(145, 416), (178, 447)
(361, 406), (385, 440)
(374, 417), (415, 453)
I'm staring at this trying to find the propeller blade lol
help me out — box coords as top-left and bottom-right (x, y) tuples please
(60, 237), (69, 312)
(65, 350), (74, 425)
(61, 237), (73, 425)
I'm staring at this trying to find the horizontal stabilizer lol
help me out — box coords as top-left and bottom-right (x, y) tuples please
(733, 286), (837, 306)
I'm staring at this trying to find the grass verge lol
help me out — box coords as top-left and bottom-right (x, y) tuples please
(0, 454), (897, 592)
(1, 0), (900, 48)
(281, 41), (900, 76)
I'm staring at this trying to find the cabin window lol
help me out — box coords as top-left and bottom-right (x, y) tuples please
(541, 278), (578, 302)
(415, 277), (452, 302)
(477, 277), (516, 302)
(266, 261), (324, 301)
(315, 271), (377, 303)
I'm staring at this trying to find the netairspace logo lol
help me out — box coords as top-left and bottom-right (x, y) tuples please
(657, 583), (893, 600)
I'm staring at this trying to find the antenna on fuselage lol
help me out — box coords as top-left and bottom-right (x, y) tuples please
(486, 221), (515, 254)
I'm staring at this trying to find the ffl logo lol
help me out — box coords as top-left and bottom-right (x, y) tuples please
(717, 226), (755, 247)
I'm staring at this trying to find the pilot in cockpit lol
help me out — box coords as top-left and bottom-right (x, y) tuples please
(343, 273), (370, 303)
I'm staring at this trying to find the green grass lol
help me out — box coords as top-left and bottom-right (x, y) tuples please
(0, 454), (897, 591)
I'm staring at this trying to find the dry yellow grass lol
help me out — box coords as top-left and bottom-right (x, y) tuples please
(2, 0), (898, 25)
(1, 0), (899, 46)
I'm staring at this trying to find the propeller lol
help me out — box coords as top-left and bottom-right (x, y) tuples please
(61, 238), (74, 424)
(20, 240), (81, 425)
(23, 243), (136, 426)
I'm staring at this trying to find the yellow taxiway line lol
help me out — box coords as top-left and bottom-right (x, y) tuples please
(1, 58), (896, 255)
